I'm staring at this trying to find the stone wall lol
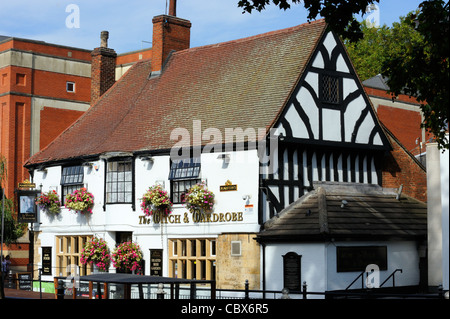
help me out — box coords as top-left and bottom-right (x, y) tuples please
(216, 233), (260, 290)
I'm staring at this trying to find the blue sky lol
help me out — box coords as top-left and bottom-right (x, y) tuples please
(0, 0), (424, 54)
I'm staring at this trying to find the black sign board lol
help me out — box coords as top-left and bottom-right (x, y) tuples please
(17, 273), (32, 291)
(42, 247), (52, 275)
(150, 249), (163, 276)
(283, 252), (302, 291)
(336, 246), (387, 272)
(17, 190), (39, 223)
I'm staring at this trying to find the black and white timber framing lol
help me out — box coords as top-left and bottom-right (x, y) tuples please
(259, 31), (391, 222)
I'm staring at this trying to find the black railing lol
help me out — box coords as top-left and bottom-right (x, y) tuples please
(346, 268), (404, 290)
(346, 271), (365, 290)
(4, 265), (446, 300)
(380, 269), (402, 288)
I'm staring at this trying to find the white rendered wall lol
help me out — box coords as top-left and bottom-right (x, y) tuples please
(263, 240), (421, 298)
(33, 149), (261, 279)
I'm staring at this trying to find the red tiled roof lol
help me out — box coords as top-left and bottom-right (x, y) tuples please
(26, 19), (327, 166)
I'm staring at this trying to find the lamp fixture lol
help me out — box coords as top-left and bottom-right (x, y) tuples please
(140, 156), (154, 163)
(37, 166), (47, 173)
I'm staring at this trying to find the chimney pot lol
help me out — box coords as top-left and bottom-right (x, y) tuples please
(169, 0), (177, 16)
(100, 31), (109, 48)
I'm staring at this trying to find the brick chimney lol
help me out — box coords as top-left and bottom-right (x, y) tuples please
(151, 0), (191, 73)
(91, 31), (117, 105)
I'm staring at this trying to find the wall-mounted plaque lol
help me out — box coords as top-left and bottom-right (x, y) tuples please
(283, 252), (302, 291)
(150, 249), (163, 277)
(42, 247), (52, 275)
(220, 180), (237, 192)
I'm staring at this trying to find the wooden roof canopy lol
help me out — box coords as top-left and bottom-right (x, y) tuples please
(256, 182), (427, 243)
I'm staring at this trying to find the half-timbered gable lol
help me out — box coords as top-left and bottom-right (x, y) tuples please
(261, 30), (391, 220)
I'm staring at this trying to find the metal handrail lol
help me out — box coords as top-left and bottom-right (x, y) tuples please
(380, 269), (402, 288)
(345, 271), (365, 290)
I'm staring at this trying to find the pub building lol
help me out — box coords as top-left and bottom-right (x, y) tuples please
(24, 4), (427, 296)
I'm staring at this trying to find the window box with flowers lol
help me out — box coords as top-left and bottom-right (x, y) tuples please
(36, 190), (61, 215)
(112, 241), (143, 274)
(65, 187), (94, 215)
(80, 237), (111, 272)
(140, 184), (173, 218)
(184, 182), (215, 215)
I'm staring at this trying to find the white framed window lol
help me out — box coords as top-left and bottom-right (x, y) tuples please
(106, 160), (133, 203)
(61, 165), (84, 205)
(231, 241), (242, 257)
(66, 81), (75, 93)
(169, 157), (201, 204)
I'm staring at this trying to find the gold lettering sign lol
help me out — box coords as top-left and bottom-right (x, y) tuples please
(139, 212), (244, 225)
(18, 179), (36, 189)
(220, 180), (237, 192)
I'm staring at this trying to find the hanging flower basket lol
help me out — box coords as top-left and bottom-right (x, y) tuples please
(80, 237), (111, 272)
(36, 190), (61, 215)
(184, 182), (215, 214)
(65, 187), (94, 214)
(112, 241), (143, 273)
(140, 184), (173, 217)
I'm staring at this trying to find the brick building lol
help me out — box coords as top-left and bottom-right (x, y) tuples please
(363, 74), (434, 164)
(0, 32), (151, 271)
(0, 36), (92, 199)
(0, 36), (93, 270)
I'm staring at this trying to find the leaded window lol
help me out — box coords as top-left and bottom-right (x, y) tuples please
(106, 160), (133, 203)
(321, 74), (340, 104)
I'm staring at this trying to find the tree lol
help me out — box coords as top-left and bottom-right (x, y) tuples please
(1, 156), (26, 299)
(0, 155), (26, 246)
(345, 16), (424, 82)
(238, 0), (379, 41)
(383, 2), (449, 150)
(237, 0), (449, 149)
(1, 198), (25, 246)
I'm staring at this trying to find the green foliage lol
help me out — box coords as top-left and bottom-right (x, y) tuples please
(0, 155), (6, 189)
(1, 155), (27, 246)
(1, 197), (26, 246)
(238, 0), (379, 41)
(382, 1), (449, 149)
(345, 17), (424, 82)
